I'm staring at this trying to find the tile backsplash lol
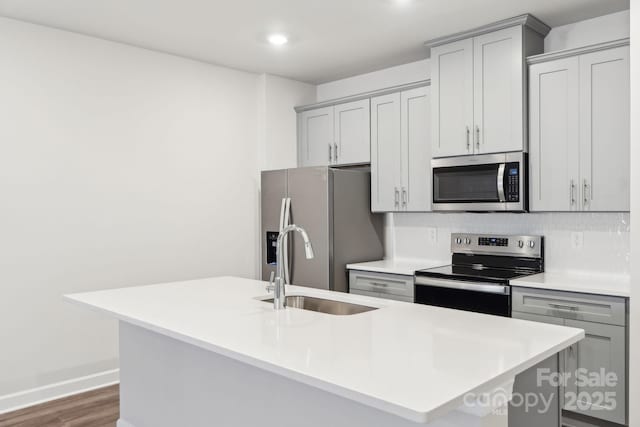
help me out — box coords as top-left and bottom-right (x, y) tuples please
(387, 213), (630, 275)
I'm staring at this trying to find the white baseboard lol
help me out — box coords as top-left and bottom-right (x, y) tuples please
(0, 369), (119, 414)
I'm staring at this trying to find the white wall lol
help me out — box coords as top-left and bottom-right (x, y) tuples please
(390, 213), (630, 275)
(545, 9), (630, 52)
(0, 17), (309, 411)
(317, 10), (630, 103)
(258, 74), (316, 171)
(316, 59), (429, 102)
(629, 1), (638, 424)
(254, 74), (316, 277)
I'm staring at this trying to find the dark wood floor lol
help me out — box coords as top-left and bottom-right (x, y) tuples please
(0, 385), (119, 427)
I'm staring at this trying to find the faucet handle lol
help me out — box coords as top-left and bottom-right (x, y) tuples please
(266, 272), (275, 293)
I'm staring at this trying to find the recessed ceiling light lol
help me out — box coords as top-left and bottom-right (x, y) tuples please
(267, 34), (288, 46)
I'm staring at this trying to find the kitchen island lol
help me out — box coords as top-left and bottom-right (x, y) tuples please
(65, 276), (583, 427)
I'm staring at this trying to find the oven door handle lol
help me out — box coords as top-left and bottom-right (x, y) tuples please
(415, 276), (510, 295)
(497, 163), (506, 202)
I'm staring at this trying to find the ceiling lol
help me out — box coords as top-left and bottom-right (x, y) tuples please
(0, 0), (629, 83)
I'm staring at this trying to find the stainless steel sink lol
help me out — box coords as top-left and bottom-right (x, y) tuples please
(261, 295), (377, 315)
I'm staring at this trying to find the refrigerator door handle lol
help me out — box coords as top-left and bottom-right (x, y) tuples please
(283, 197), (291, 285)
(278, 198), (286, 232)
(277, 198), (288, 284)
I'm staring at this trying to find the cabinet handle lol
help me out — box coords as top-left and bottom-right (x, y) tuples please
(371, 282), (389, 287)
(328, 144), (332, 162)
(394, 187), (400, 207)
(334, 143), (339, 162)
(466, 126), (470, 151)
(402, 187), (407, 207)
(475, 125), (480, 150)
(549, 303), (579, 311)
(583, 179), (590, 206)
(570, 179), (576, 206)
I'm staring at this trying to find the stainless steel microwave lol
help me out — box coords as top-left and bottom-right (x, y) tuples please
(432, 152), (528, 212)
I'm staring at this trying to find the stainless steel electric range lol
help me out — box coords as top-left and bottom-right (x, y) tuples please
(414, 233), (544, 317)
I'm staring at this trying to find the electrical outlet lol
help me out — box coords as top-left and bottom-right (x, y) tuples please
(571, 232), (584, 249)
(427, 227), (438, 243)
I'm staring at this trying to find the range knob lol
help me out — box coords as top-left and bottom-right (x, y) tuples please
(529, 240), (536, 249)
(456, 237), (462, 245)
(518, 240), (524, 248)
(465, 238), (471, 245)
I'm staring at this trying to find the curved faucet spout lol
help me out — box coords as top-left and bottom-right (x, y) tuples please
(273, 225), (314, 310)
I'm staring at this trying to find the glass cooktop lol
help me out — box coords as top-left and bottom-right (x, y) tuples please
(415, 264), (536, 284)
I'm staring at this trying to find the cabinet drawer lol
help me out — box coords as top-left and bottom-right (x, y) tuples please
(512, 287), (626, 326)
(350, 288), (413, 303)
(349, 288), (383, 299)
(349, 270), (414, 298)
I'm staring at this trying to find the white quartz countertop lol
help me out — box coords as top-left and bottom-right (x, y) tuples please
(511, 272), (631, 298)
(347, 258), (445, 275)
(65, 276), (583, 423)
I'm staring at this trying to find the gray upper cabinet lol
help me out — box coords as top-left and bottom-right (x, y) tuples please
(298, 99), (370, 167)
(299, 106), (334, 167)
(334, 99), (370, 165)
(579, 46), (630, 212)
(529, 40), (630, 212)
(428, 15), (548, 158)
(473, 26), (525, 155)
(402, 86), (431, 212)
(431, 39), (474, 157)
(529, 56), (581, 211)
(371, 85), (431, 212)
(371, 92), (402, 212)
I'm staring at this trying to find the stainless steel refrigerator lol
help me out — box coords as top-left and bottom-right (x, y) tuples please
(261, 167), (384, 293)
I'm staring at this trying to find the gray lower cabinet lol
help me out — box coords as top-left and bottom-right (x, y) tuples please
(510, 312), (564, 427)
(511, 287), (628, 426)
(348, 270), (414, 302)
(564, 320), (626, 425)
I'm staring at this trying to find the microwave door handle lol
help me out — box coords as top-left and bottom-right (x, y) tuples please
(497, 164), (506, 202)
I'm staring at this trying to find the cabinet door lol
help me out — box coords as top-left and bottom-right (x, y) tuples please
(401, 86), (431, 212)
(473, 26), (524, 154)
(431, 39), (474, 158)
(371, 93), (401, 212)
(298, 107), (333, 167)
(528, 57), (580, 211)
(564, 320), (626, 425)
(334, 99), (370, 165)
(579, 46), (630, 212)
(510, 312), (563, 427)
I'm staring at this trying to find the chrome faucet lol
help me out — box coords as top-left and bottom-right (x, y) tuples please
(266, 224), (314, 310)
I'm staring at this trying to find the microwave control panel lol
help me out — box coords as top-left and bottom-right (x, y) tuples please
(505, 163), (519, 202)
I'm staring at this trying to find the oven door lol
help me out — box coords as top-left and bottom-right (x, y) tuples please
(431, 152), (526, 212)
(414, 276), (511, 317)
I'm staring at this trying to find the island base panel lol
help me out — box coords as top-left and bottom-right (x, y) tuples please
(117, 322), (508, 427)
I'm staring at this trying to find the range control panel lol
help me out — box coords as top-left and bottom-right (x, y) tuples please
(478, 237), (509, 247)
(451, 233), (543, 257)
